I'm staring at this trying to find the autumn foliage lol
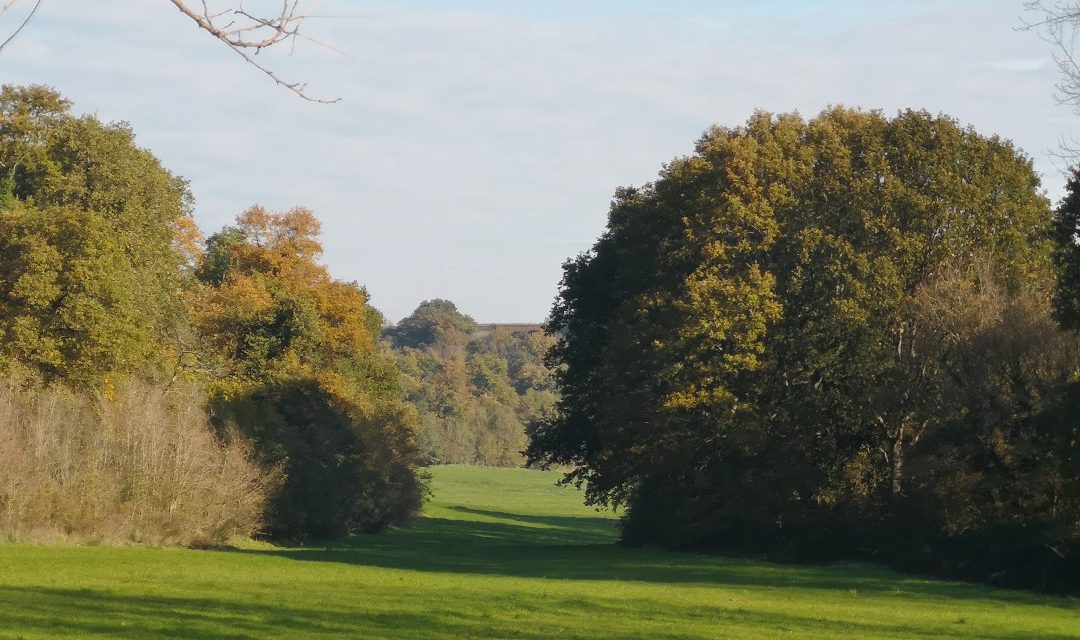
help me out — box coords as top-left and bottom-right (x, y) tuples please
(194, 206), (426, 537)
(0, 85), (275, 545)
(532, 108), (1080, 590)
(0, 86), (426, 543)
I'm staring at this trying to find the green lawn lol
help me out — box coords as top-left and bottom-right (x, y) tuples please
(0, 465), (1077, 639)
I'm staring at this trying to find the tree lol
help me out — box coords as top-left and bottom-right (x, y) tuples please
(0, 1), (338, 102)
(908, 267), (1080, 538)
(530, 107), (1074, 587)
(194, 205), (426, 537)
(1052, 168), (1080, 327)
(385, 299), (477, 352)
(0, 85), (192, 386)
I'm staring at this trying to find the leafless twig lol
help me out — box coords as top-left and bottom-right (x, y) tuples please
(0, 0), (41, 54)
(1021, 3), (1080, 110)
(0, 1), (345, 103)
(1019, 3), (1080, 160)
(167, 0), (340, 103)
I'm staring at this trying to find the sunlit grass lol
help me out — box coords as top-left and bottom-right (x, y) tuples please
(0, 465), (1076, 639)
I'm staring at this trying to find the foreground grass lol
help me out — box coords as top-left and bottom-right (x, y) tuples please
(0, 466), (1077, 639)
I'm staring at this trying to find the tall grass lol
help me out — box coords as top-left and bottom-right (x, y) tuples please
(0, 374), (275, 546)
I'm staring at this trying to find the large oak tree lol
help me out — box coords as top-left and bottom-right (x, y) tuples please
(530, 108), (1079, 587)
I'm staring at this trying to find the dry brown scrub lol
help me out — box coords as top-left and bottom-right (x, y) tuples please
(0, 374), (276, 546)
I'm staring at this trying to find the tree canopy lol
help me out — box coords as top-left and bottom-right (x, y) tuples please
(0, 84), (426, 539)
(385, 299), (478, 352)
(194, 205), (426, 537)
(0, 85), (191, 386)
(530, 107), (1080, 589)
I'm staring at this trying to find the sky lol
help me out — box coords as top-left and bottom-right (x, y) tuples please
(1, 0), (1076, 322)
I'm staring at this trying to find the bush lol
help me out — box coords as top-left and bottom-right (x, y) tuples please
(213, 378), (427, 539)
(195, 206), (428, 538)
(0, 373), (275, 546)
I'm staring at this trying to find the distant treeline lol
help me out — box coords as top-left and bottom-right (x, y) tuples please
(384, 300), (557, 467)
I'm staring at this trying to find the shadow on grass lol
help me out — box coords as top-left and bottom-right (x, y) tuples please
(219, 508), (1080, 611)
(0, 585), (508, 640)
(447, 506), (619, 542)
(0, 585), (1075, 640)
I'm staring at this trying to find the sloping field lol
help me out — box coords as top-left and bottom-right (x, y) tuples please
(0, 465), (1077, 639)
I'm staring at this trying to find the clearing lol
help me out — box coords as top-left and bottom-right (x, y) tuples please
(0, 465), (1077, 639)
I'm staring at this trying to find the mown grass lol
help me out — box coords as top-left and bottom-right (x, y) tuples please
(0, 465), (1077, 639)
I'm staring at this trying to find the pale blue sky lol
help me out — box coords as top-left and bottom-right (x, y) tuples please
(0, 1), (1073, 322)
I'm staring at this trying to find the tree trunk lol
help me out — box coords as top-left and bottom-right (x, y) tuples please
(890, 425), (904, 495)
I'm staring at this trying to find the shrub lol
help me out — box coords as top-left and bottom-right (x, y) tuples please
(195, 206), (428, 538)
(213, 378), (426, 538)
(0, 373), (275, 546)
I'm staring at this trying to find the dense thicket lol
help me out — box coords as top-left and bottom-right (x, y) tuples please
(194, 207), (426, 537)
(0, 85), (426, 543)
(530, 107), (1080, 590)
(386, 300), (557, 466)
(0, 85), (277, 544)
(0, 371), (272, 546)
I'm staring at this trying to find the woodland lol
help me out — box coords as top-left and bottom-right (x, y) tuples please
(3, 6), (1080, 640)
(2, 63), (1080, 596)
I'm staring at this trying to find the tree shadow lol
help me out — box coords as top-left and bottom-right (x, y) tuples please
(218, 509), (1080, 611)
(442, 506), (619, 542)
(0, 585), (525, 640)
(0, 585), (1073, 640)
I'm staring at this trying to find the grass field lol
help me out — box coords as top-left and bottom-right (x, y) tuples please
(0, 465), (1077, 639)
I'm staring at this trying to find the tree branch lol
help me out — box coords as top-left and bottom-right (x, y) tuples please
(0, 0), (41, 54)
(167, 0), (340, 103)
(0, 1), (342, 103)
(1022, 3), (1080, 110)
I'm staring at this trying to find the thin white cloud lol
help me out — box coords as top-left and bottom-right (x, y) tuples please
(1, 0), (1075, 322)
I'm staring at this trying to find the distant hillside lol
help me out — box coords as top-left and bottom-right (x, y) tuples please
(384, 301), (557, 467)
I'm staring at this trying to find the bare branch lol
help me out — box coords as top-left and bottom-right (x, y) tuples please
(1022, 3), (1080, 107)
(167, 0), (340, 103)
(0, 0), (42, 54)
(0, 1), (346, 103)
(1020, 2), (1080, 159)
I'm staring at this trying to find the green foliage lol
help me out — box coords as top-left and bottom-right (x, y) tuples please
(214, 380), (422, 537)
(0, 85), (192, 387)
(389, 302), (556, 466)
(1, 466), (1079, 639)
(905, 271), (1080, 531)
(0, 204), (153, 384)
(0, 85), (430, 543)
(1053, 168), (1080, 329)
(532, 107), (1077, 588)
(468, 353), (516, 404)
(195, 206), (426, 537)
(385, 299), (478, 350)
